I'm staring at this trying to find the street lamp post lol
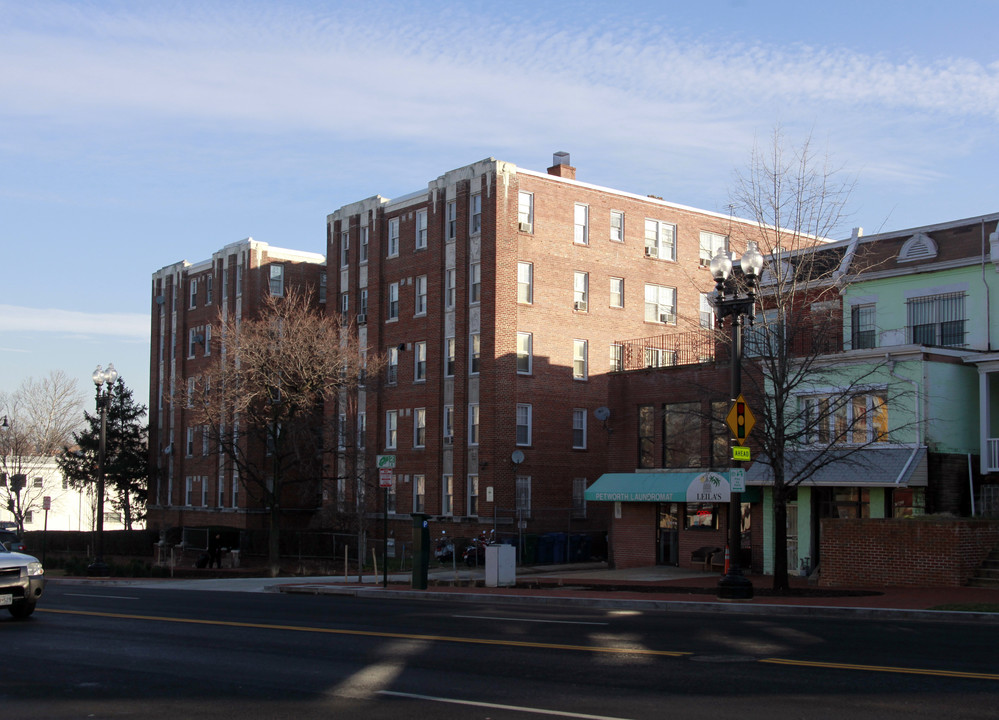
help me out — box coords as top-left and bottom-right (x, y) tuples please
(88, 363), (117, 577)
(709, 241), (763, 601)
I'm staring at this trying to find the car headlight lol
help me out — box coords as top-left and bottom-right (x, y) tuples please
(26, 562), (43, 577)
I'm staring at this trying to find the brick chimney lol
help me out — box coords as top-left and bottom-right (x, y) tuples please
(547, 151), (576, 180)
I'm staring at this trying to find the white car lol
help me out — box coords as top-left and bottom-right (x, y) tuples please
(0, 544), (44, 619)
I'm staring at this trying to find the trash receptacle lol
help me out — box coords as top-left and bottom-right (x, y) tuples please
(411, 514), (430, 590)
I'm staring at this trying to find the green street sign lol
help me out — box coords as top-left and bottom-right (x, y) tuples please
(376, 455), (396, 469)
(732, 446), (751, 462)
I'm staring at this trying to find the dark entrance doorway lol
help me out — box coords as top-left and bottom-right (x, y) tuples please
(657, 503), (679, 565)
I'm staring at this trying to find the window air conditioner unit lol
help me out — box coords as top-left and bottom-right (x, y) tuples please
(443, 436), (453, 445)
(518, 222), (533, 233)
(645, 246), (658, 258)
(356, 313), (367, 324)
(660, 312), (676, 324)
(574, 301), (587, 311)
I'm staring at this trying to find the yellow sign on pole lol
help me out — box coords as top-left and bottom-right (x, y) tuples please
(733, 446), (751, 462)
(726, 394), (755, 446)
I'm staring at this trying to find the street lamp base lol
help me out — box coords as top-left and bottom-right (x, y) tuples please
(717, 571), (754, 600)
(87, 560), (111, 578)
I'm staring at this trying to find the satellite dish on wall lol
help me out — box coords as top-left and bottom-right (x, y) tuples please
(594, 407), (611, 421)
(511, 450), (525, 465)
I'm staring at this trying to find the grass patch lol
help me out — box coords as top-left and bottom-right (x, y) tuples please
(930, 603), (999, 613)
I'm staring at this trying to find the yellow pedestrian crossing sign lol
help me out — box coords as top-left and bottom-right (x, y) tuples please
(726, 394), (755, 446)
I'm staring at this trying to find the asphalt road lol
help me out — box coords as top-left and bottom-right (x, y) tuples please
(1, 582), (997, 719)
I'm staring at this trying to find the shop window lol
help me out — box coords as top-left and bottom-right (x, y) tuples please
(685, 503), (719, 530)
(638, 404), (655, 468)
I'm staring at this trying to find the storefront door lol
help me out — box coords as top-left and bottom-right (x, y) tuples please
(657, 503), (679, 566)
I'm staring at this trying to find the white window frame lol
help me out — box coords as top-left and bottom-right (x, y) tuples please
(414, 341), (427, 383)
(443, 405), (454, 443)
(574, 203), (589, 245)
(357, 411), (366, 449)
(189, 278), (197, 309)
(470, 262), (481, 305)
(388, 282), (399, 320)
(206, 274), (213, 305)
(470, 193), (482, 235)
(572, 478), (587, 518)
(610, 277), (624, 308)
(442, 474), (454, 516)
(385, 410), (398, 450)
(644, 219), (676, 261)
(518, 191), (534, 232)
(414, 408), (426, 449)
(445, 337), (456, 377)
(516, 403), (532, 446)
(610, 210), (624, 242)
(516, 475), (532, 518)
(446, 200), (457, 242)
(610, 343), (623, 372)
(468, 403), (480, 446)
(469, 333), (481, 374)
(572, 408), (587, 449)
(644, 283), (676, 324)
(340, 231), (350, 268)
(573, 339), (588, 380)
(415, 209), (428, 250)
(573, 271), (589, 312)
(699, 231), (727, 268)
(360, 226), (369, 263)
(467, 474), (479, 517)
(700, 293), (716, 329)
(388, 218), (400, 257)
(517, 332), (533, 374)
(269, 264), (285, 296)
(517, 262), (533, 304)
(415, 275), (427, 316)
(445, 268), (456, 310)
(387, 346), (399, 384)
(413, 474), (426, 513)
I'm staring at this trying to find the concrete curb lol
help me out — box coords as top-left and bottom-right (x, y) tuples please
(277, 583), (999, 624)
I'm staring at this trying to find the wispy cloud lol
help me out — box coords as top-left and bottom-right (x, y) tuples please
(0, 305), (147, 339)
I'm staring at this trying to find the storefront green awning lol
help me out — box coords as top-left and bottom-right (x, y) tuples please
(586, 471), (759, 503)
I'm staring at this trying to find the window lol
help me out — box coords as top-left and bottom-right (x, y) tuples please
(340, 231), (349, 267)
(443, 405), (454, 443)
(470, 193), (482, 235)
(468, 403), (480, 445)
(517, 332), (532, 374)
(202, 426), (209, 456)
(445, 337), (456, 376)
(387, 346), (399, 384)
(415, 275), (427, 316)
(445, 269), (456, 309)
(388, 218), (400, 257)
(359, 288), (368, 316)
(218, 475), (225, 508)
(232, 471), (240, 509)
(340, 292), (349, 316)
(610, 344), (623, 372)
(638, 405), (654, 468)
(269, 265), (285, 296)
(414, 408), (426, 448)
(336, 413), (347, 450)
(644, 219), (676, 260)
(357, 411), (366, 449)
(517, 262), (533, 304)
(414, 341), (427, 382)
(516, 404), (532, 446)
(386, 475), (397, 514)
(700, 293), (715, 328)
(518, 191), (533, 232)
(686, 503), (719, 530)
(699, 231), (728, 268)
(573, 339), (588, 380)
(446, 200), (457, 241)
(385, 411), (398, 449)
(415, 210), (428, 250)
(851, 304), (877, 349)
(469, 333), (481, 374)
(186, 477), (193, 506)
(413, 474), (426, 513)
(572, 478), (587, 518)
(186, 427), (195, 457)
(801, 392), (889, 445)
(32, 477), (42, 489)
(572, 408), (587, 449)
(360, 226), (369, 263)
(573, 271), (589, 311)
(188, 329), (198, 358)
(516, 476), (531, 518)
(468, 475), (479, 516)
(664, 402), (700, 467)
(189, 279), (197, 309)
(710, 401), (729, 467)
(610, 277), (624, 308)
(319, 272), (327, 303)
(574, 203), (589, 245)
(235, 262), (243, 297)
(907, 292), (965, 347)
(610, 210), (624, 242)
(442, 475), (454, 516)
(388, 282), (399, 320)
(206, 275), (213, 305)
(644, 347), (676, 368)
(644, 284), (676, 324)
(469, 262), (481, 304)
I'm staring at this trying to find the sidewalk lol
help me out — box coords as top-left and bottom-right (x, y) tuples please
(52, 562), (999, 622)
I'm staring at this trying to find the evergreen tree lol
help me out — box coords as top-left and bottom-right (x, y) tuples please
(57, 377), (148, 529)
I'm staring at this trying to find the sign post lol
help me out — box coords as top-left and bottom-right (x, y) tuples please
(376, 456), (396, 588)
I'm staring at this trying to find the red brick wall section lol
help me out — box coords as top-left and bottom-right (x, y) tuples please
(611, 503), (657, 569)
(820, 518), (999, 588)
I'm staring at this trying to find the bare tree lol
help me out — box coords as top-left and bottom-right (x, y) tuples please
(186, 288), (382, 576)
(728, 127), (908, 593)
(0, 371), (85, 533)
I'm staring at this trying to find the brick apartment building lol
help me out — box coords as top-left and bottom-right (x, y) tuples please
(147, 239), (326, 534)
(326, 153), (761, 550)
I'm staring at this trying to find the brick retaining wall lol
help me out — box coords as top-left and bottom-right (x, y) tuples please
(820, 517), (999, 587)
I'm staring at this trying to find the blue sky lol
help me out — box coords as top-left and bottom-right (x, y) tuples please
(2, 0), (998, 409)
